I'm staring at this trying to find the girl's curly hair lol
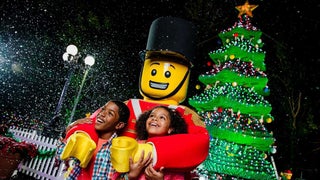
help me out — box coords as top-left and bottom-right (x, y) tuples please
(135, 106), (188, 140)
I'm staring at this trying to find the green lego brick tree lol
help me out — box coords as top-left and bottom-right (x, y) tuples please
(189, 1), (278, 179)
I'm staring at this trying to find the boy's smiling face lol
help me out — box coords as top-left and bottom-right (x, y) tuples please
(95, 101), (120, 133)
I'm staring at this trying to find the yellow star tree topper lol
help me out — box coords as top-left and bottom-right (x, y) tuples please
(235, 0), (258, 17)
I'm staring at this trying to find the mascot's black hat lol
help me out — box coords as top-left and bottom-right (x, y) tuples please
(139, 16), (196, 67)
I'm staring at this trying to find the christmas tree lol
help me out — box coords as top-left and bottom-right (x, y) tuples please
(189, 1), (278, 179)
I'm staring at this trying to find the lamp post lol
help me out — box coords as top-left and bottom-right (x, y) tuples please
(68, 55), (95, 124)
(53, 45), (79, 119)
(44, 44), (94, 138)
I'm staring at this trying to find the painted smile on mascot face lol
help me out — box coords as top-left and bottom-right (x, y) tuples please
(140, 59), (190, 100)
(149, 80), (168, 90)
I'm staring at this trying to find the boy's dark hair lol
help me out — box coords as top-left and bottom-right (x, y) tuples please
(136, 105), (188, 140)
(110, 100), (130, 124)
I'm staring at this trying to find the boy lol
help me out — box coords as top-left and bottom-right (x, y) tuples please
(55, 100), (130, 179)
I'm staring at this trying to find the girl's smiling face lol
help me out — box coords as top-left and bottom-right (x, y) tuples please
(146, 107), (173, 137)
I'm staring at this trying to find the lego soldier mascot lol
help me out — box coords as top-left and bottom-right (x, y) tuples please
(61, 16), (209, 174)
(111, 16), (209, 173)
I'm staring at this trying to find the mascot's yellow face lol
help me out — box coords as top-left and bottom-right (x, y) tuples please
(139, 57), (190, 105)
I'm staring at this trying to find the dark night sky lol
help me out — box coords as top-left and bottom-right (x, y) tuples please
(0, 0), (318, 115)
(0, 0), (319, 177)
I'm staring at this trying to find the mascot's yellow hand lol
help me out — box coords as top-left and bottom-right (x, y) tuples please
(111, 136), (138, 172)
(111, 136), (153, 172)
(60, 132), (96, 168)
(133, 143), (153, 163)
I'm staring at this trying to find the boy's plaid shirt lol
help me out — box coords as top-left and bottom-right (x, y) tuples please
(91, 133), (117, 179)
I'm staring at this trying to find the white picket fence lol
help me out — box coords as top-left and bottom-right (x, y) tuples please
(8, 127), (65, 180)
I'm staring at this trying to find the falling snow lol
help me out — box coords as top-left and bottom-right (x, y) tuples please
(0, 0), (319, 178)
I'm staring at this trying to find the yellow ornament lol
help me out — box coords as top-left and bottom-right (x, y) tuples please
(195, 84), (201, 90)
(266, 117), (272, 123)
(85, 112), (91, 118)
(235, 0), (258, 18)
(232, 82), (237, 87)
(230, 54), (235, 60)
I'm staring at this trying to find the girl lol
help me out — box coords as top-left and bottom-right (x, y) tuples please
(118, 105), (188, 180)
